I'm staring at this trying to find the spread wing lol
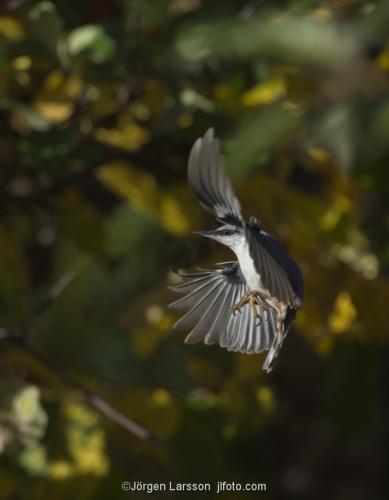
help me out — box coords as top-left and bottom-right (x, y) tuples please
(169, 262), (285, 370)
(187, 128), (243, 227)
(246, 222), (304, 310)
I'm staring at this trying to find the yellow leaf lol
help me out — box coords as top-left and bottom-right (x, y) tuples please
(328, 292), (357, 334)
(97, 162), (190, 235)
(256, 386), (275, 411)
(311, 7), (332, 21)
(33, 71), (82, 124)
(320, 207), (341, 231)
(152, 388), (173, 408)
(34, 102), (74, 123)
(12, 56), (31, 71)
(64, 401), (109, 477)
(68, 428), (108, 476)
(320, 193), (352, 231)
(308, 147), (331, 165)
(48, 460), (74, 480)
(95, 122), (149, 152)
(377, 45), (389, 71)
(242, 77), (286, 107)
(63, 400), (98, 427)
(0, 16), (25, 40)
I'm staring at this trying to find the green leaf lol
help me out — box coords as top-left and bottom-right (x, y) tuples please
(175, 13), (357, 68)
(67, 25), (116, 63)
(12, 385), (48, 443)
(226, 105), (301, 177)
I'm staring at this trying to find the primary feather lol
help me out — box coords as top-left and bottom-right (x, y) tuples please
(187, 128), (243, 227)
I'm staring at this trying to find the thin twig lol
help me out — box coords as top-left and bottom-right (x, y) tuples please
(2, 330), (168, 452)
(0, 270), (169, 454)
(24, 269), (80, 330)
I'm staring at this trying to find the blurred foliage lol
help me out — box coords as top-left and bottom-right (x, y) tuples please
(0, 0), (388, 499)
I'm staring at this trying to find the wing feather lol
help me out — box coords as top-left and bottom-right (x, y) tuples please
(168, 276), (220, 310)
(172, 279), (221, 331)
(262, 311), (271, 352)
(252, 312), (262, 353)
(241, 306), (253, 352)
(247, 224), (299, 307)
(204, 283), (233, 345)
(168, 274), (215, 295)
(169, 260), (291, 371)
(185, 282), (227, 343)
(187, 129), (243, 226)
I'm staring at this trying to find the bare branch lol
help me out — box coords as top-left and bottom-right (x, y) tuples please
(25, 269), (80, 329)
(2, 330), (168, 453)
(1, 270), (169, 453)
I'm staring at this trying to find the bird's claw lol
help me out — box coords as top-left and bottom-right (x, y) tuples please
(231, 305), (242, 316)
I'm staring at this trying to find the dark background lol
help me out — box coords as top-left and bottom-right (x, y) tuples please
(0, 0), (388, 499)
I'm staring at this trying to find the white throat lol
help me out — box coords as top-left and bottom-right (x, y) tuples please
(230, 237), (263, 290)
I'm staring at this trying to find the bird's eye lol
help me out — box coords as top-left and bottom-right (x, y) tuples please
(222, 230), (231, 236)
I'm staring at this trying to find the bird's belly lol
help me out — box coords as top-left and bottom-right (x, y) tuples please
(234, 241), (263, 290)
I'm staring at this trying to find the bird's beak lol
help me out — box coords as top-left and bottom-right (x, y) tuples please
(193, 229), (218, 240)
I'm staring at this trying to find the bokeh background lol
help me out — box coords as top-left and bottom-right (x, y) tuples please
(0, 0), (388, 499)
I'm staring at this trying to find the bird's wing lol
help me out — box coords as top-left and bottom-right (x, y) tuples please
(246, 224), (303, 309)
(258, 231), (304, 307)
(169, 262), (284, 370)
(187, 128), (243, 226)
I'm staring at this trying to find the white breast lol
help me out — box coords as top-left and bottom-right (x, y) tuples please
(232, 239), (262, 290)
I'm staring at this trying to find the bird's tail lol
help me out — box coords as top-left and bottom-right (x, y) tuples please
(262, 308), (295, 373)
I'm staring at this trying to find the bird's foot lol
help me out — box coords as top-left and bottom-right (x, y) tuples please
(232, 289), (274, 325)
(232, 290), (264, 314)
(231, 292), (251, 315)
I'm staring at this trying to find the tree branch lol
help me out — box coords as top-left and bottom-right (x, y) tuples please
(0, 271), (169, 454)
(1, 328), (168, 452)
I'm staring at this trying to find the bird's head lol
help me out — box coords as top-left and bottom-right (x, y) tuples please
(194, 224), (245, 249)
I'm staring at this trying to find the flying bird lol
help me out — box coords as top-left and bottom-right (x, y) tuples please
(169, 129), (304, 372)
